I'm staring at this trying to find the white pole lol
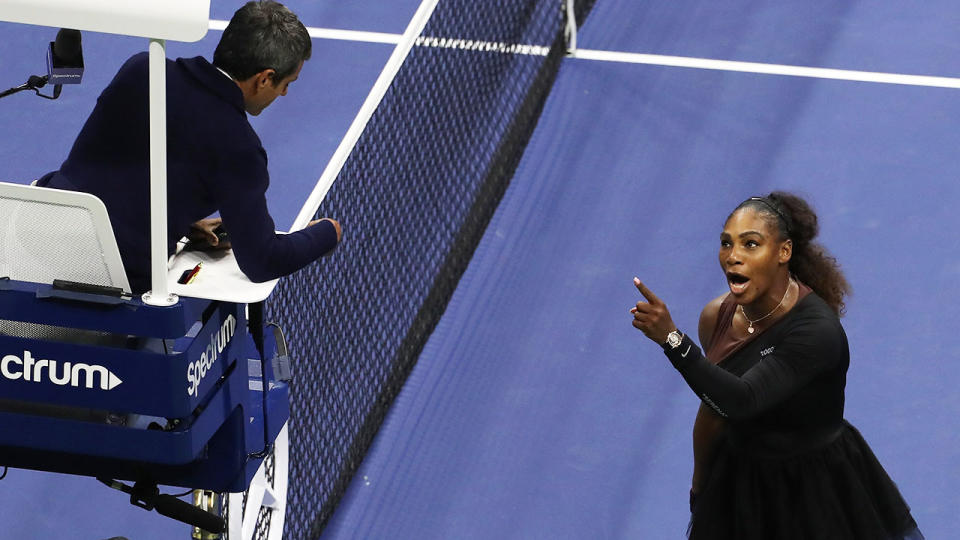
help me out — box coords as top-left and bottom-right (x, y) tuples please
(565, 0), (577, 55)
(143, 38), (177, 306)
(289, 0), (441, 231)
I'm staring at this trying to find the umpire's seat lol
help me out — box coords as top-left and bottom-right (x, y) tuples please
(0, 180), (130, 292)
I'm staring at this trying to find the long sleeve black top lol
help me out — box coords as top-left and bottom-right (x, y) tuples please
(664, 293), (848, 439)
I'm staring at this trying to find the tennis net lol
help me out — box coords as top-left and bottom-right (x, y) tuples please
(268, 1), (596, 537)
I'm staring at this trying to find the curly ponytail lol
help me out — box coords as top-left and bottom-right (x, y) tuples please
(736, 192), (851, 315)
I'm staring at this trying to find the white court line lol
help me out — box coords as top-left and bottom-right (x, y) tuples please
(210, 18), (960, 89)
(209, 19), (402, 44)
(570, 49), (960, 89)
(210, 19), (547, 53)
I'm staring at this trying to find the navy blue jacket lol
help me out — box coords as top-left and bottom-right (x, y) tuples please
(40, 53), (337, 292)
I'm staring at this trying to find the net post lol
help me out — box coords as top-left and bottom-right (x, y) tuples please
(565, 0), (578, 55)
(142, 38), (177, 307)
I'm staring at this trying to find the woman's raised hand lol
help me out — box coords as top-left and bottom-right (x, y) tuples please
(630, 277), (677, 345)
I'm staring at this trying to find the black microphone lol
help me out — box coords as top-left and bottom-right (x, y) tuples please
(97, 478), (227, 534)
(0, 28), (83, 100)
(46, 29), (84, 86)
(152, 493), (226, 533)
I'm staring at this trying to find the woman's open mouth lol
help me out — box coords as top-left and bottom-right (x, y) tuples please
(727, 272), (750, 295)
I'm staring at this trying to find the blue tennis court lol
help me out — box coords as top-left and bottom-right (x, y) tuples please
(1, 1), (957, 538)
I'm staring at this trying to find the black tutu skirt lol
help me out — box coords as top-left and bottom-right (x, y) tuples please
(688, 421), (922, 540)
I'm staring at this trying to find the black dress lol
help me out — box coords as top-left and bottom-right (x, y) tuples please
(664, 292), (922, 539)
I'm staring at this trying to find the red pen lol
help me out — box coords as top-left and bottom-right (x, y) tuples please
(178, 262), (202, 284)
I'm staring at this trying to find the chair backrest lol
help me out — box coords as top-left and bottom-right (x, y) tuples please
(0, 181), (130, 292)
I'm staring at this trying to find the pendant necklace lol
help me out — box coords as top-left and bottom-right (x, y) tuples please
(739, 279), (794, 334)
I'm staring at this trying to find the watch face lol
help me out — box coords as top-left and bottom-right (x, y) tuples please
(667, 332), (682, 348)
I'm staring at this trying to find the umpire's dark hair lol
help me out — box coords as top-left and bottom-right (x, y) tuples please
(213, 0), (311, 83)
(733, 191), (852, 316)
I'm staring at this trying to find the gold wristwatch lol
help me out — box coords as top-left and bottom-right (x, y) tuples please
(664, 330), (684, 349)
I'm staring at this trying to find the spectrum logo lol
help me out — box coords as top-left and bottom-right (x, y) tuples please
(1, 350), (123, 390)
(186, 314), (237, 397)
